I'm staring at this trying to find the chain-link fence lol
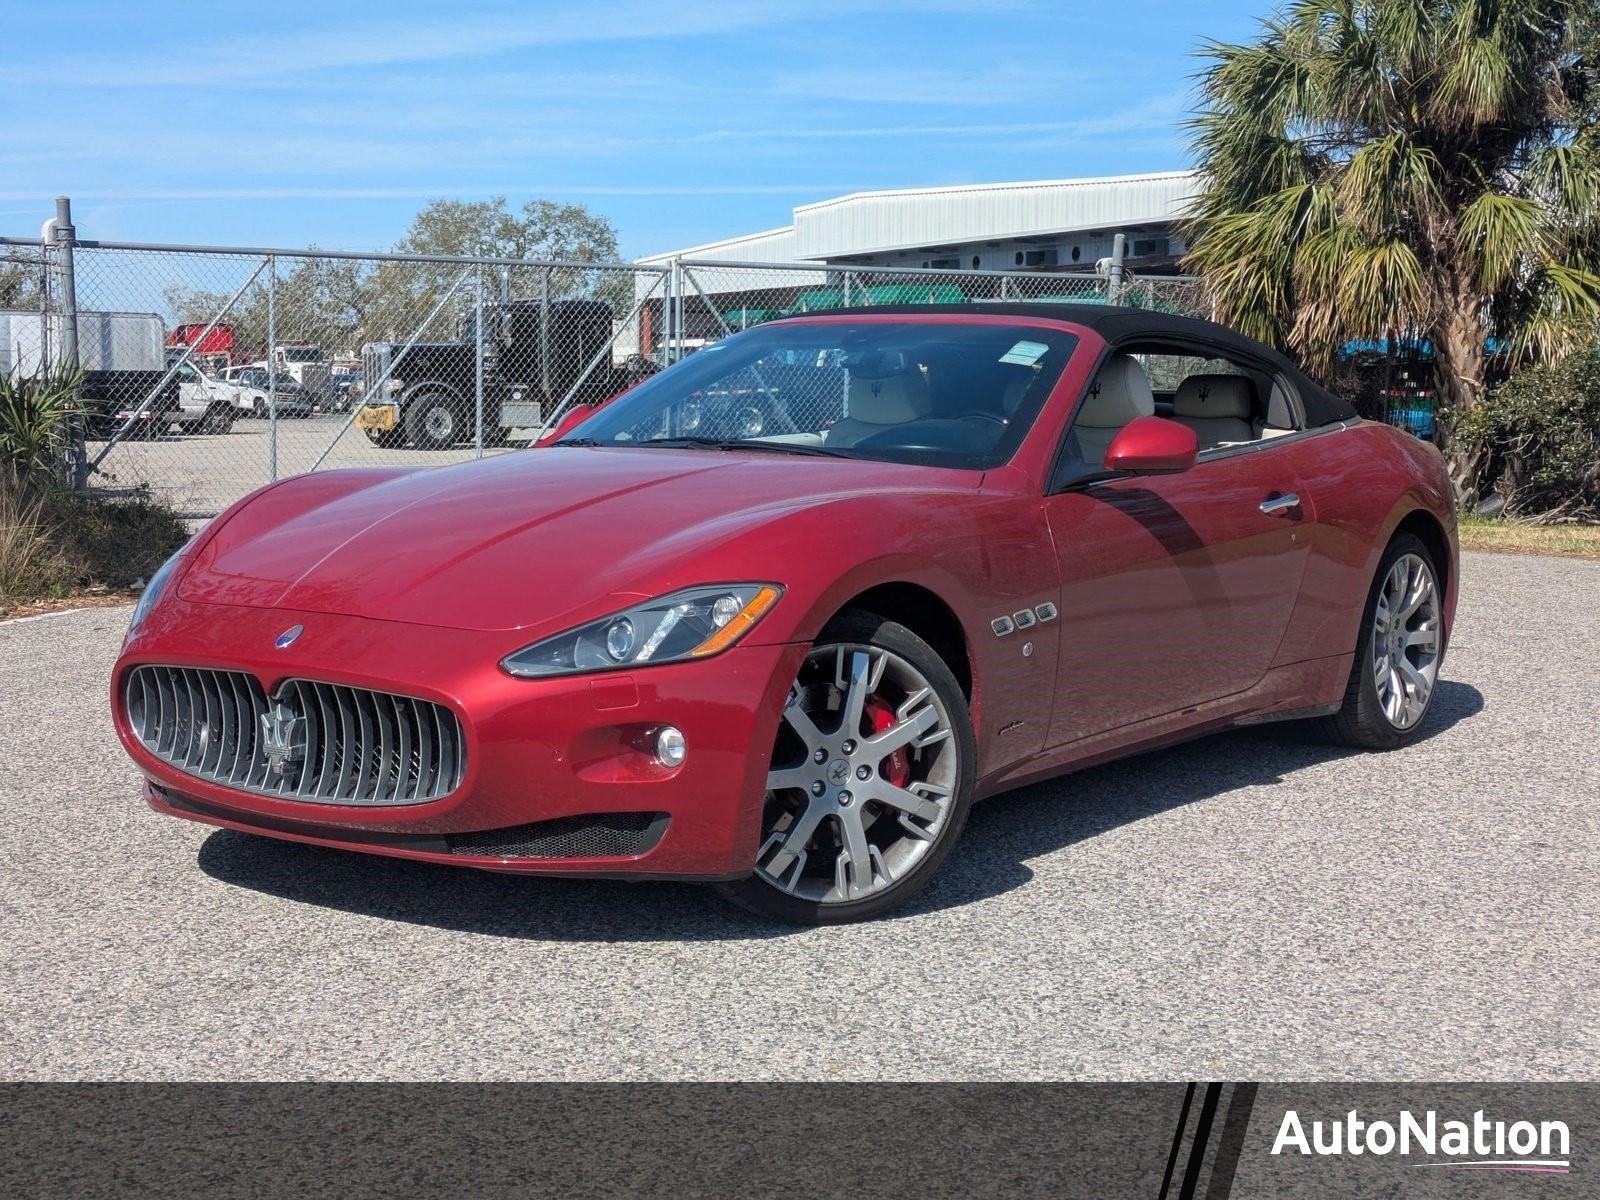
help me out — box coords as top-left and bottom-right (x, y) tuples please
(2, 226), (1207, 519)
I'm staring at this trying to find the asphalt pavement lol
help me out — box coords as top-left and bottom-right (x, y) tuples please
(1, 550), (1596, 1081)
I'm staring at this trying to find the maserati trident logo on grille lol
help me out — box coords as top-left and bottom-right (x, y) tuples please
(274, 624), (304, 649)
(260, 702), (306, 779)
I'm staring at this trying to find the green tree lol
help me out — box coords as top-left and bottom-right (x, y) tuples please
(1184, 0), (1600, 498)
(379, 197), (631, 323)
(0, 252), (44, 309)
(396, 197), (620, 263)
(159, 198), (628, 357)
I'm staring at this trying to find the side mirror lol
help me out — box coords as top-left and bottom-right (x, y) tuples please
(1102, 415), (1198, 475)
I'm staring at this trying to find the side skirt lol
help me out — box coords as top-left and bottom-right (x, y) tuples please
(973, 652), (1352, 801)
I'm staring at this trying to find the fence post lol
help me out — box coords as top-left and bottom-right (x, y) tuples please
(473, 266), (485, 458)
(663, 260), (677, 366)
(539, 265), (551, 399)
(267, 255), (278, 481)
(50, 197), (88, 489)
(1108, 232), (1127, 306)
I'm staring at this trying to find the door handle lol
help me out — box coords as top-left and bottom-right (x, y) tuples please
(1259, 493), (1301, 516)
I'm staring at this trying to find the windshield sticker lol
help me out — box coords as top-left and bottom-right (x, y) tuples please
(999, 340), (1049, 366)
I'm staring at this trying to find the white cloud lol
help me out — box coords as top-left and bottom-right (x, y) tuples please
(0, 0), (1019, 87)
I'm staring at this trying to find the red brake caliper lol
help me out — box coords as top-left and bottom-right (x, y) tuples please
(864, 697), (911, 787)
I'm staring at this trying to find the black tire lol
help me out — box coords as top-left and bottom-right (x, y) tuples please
(404, 393), (462, 450)
(203, 404), (235, 435)
(716, 611), (975, 925)
(1315, 531), (1443, 750)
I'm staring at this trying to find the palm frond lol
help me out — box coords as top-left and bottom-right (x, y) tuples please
(1458, 190), (1545, 288)
(1336, 133), (1445, 236)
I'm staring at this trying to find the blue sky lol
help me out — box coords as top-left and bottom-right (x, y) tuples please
(1, 0), (1267, 259)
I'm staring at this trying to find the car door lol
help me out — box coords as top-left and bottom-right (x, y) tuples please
(173, 362), (209, 421)
(1042, 432), (1313, 748)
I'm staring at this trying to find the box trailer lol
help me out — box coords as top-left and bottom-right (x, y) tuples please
(2, 309), (174, 436)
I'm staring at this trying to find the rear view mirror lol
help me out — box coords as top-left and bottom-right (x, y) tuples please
(842, 348), (909, 379)
(1103, 416), (1198, 475)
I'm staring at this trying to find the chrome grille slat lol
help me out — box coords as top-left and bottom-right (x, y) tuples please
(414, 697), (434, 800)
(392, 695), (412, 805)
(124, 666), (463, 807)
(199, 672), (223, 776)
(314, 684), (338, 800)
(156, 668), (176, 757)
(225, 673), (251, 782)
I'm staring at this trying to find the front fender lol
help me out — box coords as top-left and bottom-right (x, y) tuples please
(399, 381), (466, 409)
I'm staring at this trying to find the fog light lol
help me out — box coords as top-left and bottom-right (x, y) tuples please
(654, 725), (687, 768)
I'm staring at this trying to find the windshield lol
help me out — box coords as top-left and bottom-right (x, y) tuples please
(567, 320), (1078, 470)
(280, 346), (324, 362)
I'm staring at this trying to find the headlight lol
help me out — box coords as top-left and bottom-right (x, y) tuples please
(501, 584), (782, 679)
(126, 544), (188, 638)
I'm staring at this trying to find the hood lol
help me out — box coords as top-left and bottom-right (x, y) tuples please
(178, 447), (971, 632)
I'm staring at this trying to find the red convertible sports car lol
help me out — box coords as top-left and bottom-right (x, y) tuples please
(113, 305), (1457, 923)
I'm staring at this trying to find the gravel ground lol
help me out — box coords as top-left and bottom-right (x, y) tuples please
(92, 413), (511, 518)
(1, 551), (1595, 1081)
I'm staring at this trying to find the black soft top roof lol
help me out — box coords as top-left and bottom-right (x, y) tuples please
(783, 302), (1356, 427)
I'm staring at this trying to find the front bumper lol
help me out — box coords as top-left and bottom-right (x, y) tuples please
(114, 596), (805, 878)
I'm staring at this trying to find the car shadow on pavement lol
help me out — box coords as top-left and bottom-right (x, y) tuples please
(197, 679), (1484, 941)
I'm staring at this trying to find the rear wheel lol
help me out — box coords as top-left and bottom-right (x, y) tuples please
(203, 404), (235, 434)
(1317, 532), (1444, 749)
(718, 612), (974, 924)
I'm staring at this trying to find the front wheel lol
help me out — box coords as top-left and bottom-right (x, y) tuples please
(203, 404), (235, 434)
(718, 612), (974, 924)
(1317, 532), (1444, 749)
(405, 394), (462, 450)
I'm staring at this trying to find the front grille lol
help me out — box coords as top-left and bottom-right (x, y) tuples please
(125, 666), (464, 806)
(448, 813), (667, 859)
(360, 343), (391, 402)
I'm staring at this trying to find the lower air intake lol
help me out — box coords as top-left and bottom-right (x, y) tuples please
(448, 812), (667, 859)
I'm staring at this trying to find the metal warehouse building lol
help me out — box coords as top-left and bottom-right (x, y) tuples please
(638, 169), (1198, 278)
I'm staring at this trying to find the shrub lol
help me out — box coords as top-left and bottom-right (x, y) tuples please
(0, 483), (188, 611)
(0, 485), (73, 605)
(1459, 352), (1600, 522)
(0, 367), (83, 487)
(45, 486), (190, 589)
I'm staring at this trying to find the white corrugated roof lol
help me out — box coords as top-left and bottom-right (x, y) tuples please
(638, 170), (1198, 265)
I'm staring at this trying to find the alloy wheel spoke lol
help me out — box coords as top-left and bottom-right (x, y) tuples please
(834, 810), (877, 900)
(863, 704), (940, 757)
(1405, 625), (1440, 652)
(1399, 572), (1433, 621)
(1396, 654), (1431, 698)
(834, 649), (882, 740)
(1386, 561), (1408, 612)
(761, 802), (827, 880)
(1386, 665), (1406, 721)
(781, 687), (828, 752)
(766, 764), (813, 794)
(870, 780), (946, 825)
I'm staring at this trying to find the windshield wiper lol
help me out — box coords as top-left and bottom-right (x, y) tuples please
(553, 436), (601, 447)
(637, 436), (855, 458)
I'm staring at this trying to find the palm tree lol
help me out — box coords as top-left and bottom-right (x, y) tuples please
(1184, 0), (1600, 498)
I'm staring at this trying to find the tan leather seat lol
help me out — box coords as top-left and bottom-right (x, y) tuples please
(826, 369), (932, 447)
(1174, 375), (1255, 448)
(1075, 354), (1154, 465)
